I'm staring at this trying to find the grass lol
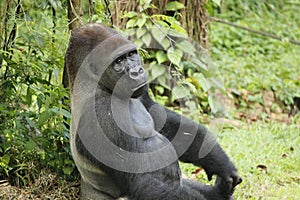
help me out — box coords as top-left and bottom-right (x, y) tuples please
(182, 120), (300, 199)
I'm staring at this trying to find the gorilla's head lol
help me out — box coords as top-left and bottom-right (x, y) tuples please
(66, 23), (148, 98)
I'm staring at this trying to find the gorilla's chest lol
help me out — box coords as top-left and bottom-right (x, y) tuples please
(129, 99), (156, 138)
(110, 98), (155, 138)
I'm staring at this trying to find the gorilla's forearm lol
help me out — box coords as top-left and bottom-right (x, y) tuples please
(140, 93), (236, 178)
(122, 173), (205, 200)
(163, 109), (234, 172)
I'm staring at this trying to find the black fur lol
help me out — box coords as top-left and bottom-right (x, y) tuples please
(66, 23), (241, 200)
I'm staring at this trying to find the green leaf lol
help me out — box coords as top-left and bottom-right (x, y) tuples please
(194, 73), (211, 92)
(161, 38), (171, 49)
(0, 154), (11, 167)
(63, 167), (74, 175)
(167, 48), (183, 66)
(211, 0), (221, 6)
(165, 1), (185, 11)
(61, 109), (71, 118)
(176, 40), (196, 57)
(38, 111), (50, 125)
(126, 18), (137, 28)
(124, 29), (136, 37)
(157, 76), (171, 90)
(137, 16), (147, 28)
(155, 85), (164, 94)
(25, 87), (33, 106)
(122, 11), (138, 18)
(151, 26), (166, 44)
(140, 0), (152, 10)
(142, 33), (152, 47)
(190, 57), (208, 71)
(25, 140), (37, 151)
(172, 85), (190, 100)
(136, 28), (147, 38)
(134, 39), (144, 48)
(168, 27), (188, 38)
(25, 117), (35, 128)
(156, 50), (168, 64)
(208, 95), (218, 113)
(152, 64), (166, 79)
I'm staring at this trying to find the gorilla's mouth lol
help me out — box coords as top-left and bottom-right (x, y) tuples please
(131, 82), (148, 98)
(131, 82), (148, 92)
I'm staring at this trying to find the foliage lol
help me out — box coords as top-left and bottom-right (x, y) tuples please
(209, 0), (300, 116)
(121, 0), (226, 116)
(0, 0), (75, 186)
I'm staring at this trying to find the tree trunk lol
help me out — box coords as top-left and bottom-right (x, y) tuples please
(67, 0), (83, 31)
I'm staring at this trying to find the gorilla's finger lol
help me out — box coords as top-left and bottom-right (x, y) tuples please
(206, 172), (213, 181)
(232, 175), (242, 188)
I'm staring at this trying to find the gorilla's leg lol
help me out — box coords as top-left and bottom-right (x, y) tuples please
(81, 179), (115, 200)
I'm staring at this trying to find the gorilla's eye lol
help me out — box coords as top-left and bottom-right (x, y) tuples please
(128, 50), (137, 57)
(115, 57), (123, 64)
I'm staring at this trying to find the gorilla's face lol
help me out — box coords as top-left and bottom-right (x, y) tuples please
(100, 50), (148, 98)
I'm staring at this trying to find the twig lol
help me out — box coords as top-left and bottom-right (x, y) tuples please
(208, 16), (300, 46)
(104, 0), (113, 26)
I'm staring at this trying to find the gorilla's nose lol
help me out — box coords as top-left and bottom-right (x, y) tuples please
(129, 66), (145, 79)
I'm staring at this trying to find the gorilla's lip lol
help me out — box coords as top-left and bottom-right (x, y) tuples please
(131, 82), (147, 91)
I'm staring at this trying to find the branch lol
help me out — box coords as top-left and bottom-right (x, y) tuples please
(208, 16), (300, 46)
(67, 0), (83, 31)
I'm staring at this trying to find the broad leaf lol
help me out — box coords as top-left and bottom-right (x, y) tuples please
(212, 0), (221, 6)
(122, 11), (137, 18)
(151, 26), (166, 44)
(134, 39), (144, 48)
(38, 111), (51, 125)
(176, 40), (196, 57)
(152, 64), (166, 79)
(156, 50), (168, 64)
(142, 33), (152, 47)
(194, 73), (211, 92)
(191, 57), (208, 71)
(167, 48), (183, 67)
(126, 18), (137, 28)
(137, 15), (147, 28)
(136, 28), (146, 38)
(166, 1), (185, 11)
(161, 38), (171, 50)
(172, 85), (190, 100)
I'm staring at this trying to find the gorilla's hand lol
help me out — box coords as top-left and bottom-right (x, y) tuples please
(215, 170), (242, 195)
(206, 161), (242, 196)
(200, 145), (242, 194)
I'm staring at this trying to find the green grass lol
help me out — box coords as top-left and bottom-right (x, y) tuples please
(182, 121), (300, 199)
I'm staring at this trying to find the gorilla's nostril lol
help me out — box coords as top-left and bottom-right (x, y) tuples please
(130, 71), (139, 77)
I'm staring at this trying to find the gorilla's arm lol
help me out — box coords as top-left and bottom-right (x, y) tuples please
(125, 173), (204, 200)
(140, 93), (241, 191)
(117, 171), (230, 200)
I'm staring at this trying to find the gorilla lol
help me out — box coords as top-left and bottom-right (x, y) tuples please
(65, 23), (242, 200)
